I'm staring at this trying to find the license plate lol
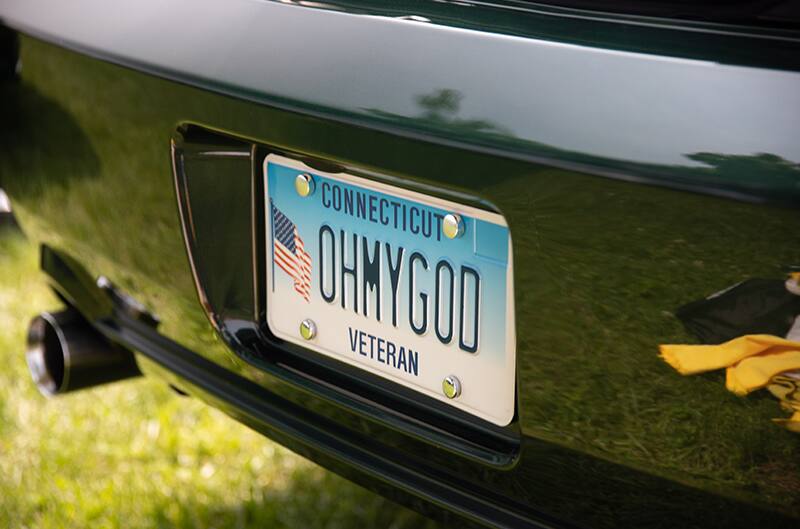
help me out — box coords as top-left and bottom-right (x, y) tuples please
(264, 154), (515, 426)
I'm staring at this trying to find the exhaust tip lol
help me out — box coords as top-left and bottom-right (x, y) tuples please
(26, 309), (140, 396)
(26, 312), (69, 395)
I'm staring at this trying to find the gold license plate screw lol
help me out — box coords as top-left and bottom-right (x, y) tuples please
(442, 375), (462, 399)
(299, 318), (317, 340)
(442, 213), (464, 239)
(295, 173), (316, 197)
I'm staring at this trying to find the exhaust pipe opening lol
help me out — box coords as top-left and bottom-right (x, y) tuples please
(26, 308), (141, 396)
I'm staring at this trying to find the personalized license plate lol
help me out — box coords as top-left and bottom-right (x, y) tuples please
(264, 154), (515, 425)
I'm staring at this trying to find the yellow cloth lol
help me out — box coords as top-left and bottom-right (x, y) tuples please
(660, 335), (799, 376)
(660, 335), (800, 432)
(767, 373), (800, 432)
(777, 414), (800, 433)
(726, 350), (800, 395)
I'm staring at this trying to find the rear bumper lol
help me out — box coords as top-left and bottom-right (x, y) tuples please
(39, 243), (548, 528)
(2, 2), (800, 527)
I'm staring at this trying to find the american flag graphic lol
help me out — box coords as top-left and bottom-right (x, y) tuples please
(271, 201), (312, 302)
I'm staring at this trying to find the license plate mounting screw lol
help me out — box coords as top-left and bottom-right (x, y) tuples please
(442, 213), (464, 239)
(442, 375), (462, 399)
(299, 318), (317, 340)
(295, 173), (316, 197)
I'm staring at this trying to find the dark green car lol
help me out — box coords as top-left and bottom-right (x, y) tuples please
(1, 0), (799, 527)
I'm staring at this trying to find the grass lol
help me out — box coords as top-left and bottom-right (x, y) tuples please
(0, 231), (435, 529)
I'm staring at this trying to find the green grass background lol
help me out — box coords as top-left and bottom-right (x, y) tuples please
(0, 230), (435, 529)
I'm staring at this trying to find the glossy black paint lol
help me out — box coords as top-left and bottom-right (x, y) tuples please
(2, 0), (800, 205)
(1, 1), (799, 527)
(0, 25), (18, 80)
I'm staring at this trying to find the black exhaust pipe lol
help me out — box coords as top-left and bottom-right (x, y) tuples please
(25, 308), (141, 395)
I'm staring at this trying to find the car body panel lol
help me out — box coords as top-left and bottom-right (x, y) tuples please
(1, 1), (799, 527)
(2, 0), (800, 203)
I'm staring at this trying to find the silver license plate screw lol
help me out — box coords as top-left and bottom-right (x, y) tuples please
(299, 318), (317, 340)
(442, 213), (464, 239)
(442, 375), (462, 399)
(295, 173), (315, 197)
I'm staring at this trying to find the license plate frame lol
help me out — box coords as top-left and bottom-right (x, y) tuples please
(264, 154), (515, 426)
